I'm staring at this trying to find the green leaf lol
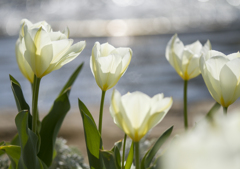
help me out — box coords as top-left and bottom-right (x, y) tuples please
(0, 144), (21, 168)
(38, 63), (83, 167)
(141, 126), (173, 169)
(78, 99), (104, 169)
(100, 150), (117, 169)
(9, 75), (32, 130)
(114, 146), (121, 169)
(15, 110), (47, 169)
(58, 62), (84, 97)
(38, 89), (70, 166)
(206, 102), (221, 121)
(111, 140), (122, 152)
(125, 142), (134, 169)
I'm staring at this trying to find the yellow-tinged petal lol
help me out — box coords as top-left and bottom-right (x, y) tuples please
(166, 34), (211, 80)
(90, 42), (132, 91)
(16, 19), (85, 78)
(200, 50), (240, 107)
(109, 90), (172, 142)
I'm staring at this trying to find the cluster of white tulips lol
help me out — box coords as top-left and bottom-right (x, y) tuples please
(0, 18), (239, 169)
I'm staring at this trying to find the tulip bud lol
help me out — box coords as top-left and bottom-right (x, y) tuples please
(109, 89), (173, 142)
(200, 50), (240, 107)
(90, 42), (132, 91)
(16, 19), (86, 78)
(166, 34), (211, 80)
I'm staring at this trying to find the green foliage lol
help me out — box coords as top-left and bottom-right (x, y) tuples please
(15, 111), (47, 169)
(0, 143), (21, 169)
(78, 99), (104, 169)
(37, 63), (84, 167)
(7, 63), (84, 168)
(125, 142), (134, 169)
(9, 75), (32, 130)
(141, 126), (173, 169)
(206, 102), (221, 121)
(38, 89), (71, 166)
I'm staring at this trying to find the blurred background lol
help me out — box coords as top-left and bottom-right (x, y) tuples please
(1, 0), (240, 157)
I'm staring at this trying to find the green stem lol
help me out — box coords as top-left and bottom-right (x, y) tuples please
(184, 80), (188, 130)
(223, 106), (228, 115)
(134, 142), (140, 169)
(98, 90), (106, 135)
(32, 75), (41, 134)
(122, 134), (127, 169)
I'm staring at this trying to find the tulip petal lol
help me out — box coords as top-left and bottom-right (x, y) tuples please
(227, 52), (240, 60)
(112, 48), (132, 74)
(220, 58), (240, 107)
(33, 27), (52, 55)
(51, 39), (73, 63)
(37, 44), (53, 77)
(42, 41), (86, 76)
(121, 92), (151, 129)
(110, 90), (135, 138)
(100, 43), (115, 57)
(148, 97), (173, 130)
(185, 40), (202, 54)
(49, 31), (68, 41)
(166, 34), (184, 78)
(16, 38), (34, 83)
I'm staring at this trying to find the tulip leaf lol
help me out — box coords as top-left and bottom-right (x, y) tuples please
(0, 144), (21, 169)
(15, 110), (48, 169)
(110, 140), (122, 169)
(206, 102), (221, 121)
(38, 63), (83, 167)
(9, 75), (32, 129)
(125, 142), (134, 169)
(141, 126), (173, 169)
(38, 89), (70, 166)
(114, 145), (121, 169)
(58, 62), (84, 96)
(111, 140), (122, 152)
(100, 150), (118, 169)
(78, 99), (104, 169)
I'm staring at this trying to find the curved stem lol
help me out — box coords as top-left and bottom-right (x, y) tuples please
(184, 80), (188, 130)
(223, 106), (228, 115)
(32, 75), (41, 134)
(98, 90), (106, 135)
(122, 134), (127, 169)
(134, 142), (140, 169)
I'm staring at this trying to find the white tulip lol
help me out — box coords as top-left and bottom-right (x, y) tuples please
(161, 111), (240, 169)
(200, 50), (240, 108)
(109, 89), (172, 142)
(16, 19), (86, 78)
(90, 42), (132, 91)
(166, 34), (211, 80)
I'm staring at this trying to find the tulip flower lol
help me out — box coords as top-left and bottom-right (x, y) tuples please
(109, 89), (172, 169)
(18, 19), (86, 78)
(166, 34), (211, 80)
(200, 50), (240, 113)
(16, 19), (86, 134)
(90, 42), (132, 135)
(90, 42), (132, 91)
(165, 34), (211, 129)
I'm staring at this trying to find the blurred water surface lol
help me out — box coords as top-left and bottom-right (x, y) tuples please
(1, 30), (240, 113)
(1, 0), (240, 113)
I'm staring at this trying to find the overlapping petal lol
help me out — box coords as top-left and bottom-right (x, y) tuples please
(109, 90), (173, 142)
(166, 34), (211, 80)
(16, 19), (86, 78)
(200, 50), (240, 107)
(90, 42), (132, 91)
